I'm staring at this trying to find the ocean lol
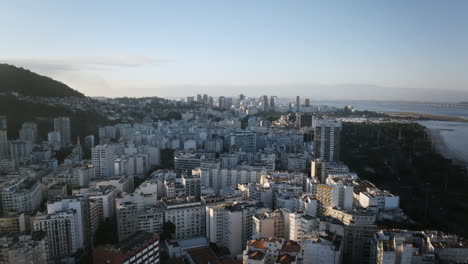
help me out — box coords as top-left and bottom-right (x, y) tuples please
(311, 100), (468, 119)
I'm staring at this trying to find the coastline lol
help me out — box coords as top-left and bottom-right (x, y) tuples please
(425, 127), (467, 166)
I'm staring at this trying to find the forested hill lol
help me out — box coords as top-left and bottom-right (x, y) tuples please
(0, 63), (84, 97)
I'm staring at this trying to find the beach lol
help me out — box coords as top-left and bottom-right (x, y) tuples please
(419, 121), (468, 166)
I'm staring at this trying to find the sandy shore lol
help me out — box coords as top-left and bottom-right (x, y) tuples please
(425, 128), (467, 166)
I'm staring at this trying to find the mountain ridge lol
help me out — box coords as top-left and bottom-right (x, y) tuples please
(0, 63), (84, 97)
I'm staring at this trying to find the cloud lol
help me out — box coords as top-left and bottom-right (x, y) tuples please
(1, 54), (170, 73)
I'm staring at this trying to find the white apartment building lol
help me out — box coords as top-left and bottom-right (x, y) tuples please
(161, 197), (205, 240)
(252, 210), (286, 240)
(115, 154), (148, 179)
(75, 185), (117, 221)
(116, 199), (164, 241)
(194, 168), (262, 194)
(1, 178), (42, 214)
(33, 209), (81, 260)
(46, 197), (91, 250)
(93, 175), (134, 195)
(301, 235), (343, 264)
(311, 158), (350, 183)
(326, 174), (355, 210)
(92, 144), (115, 178)
(358, 188), (400, 212)
(289, 211), (318, 241)
(370, 229), (468, 264)
(206, 202), (259, 255)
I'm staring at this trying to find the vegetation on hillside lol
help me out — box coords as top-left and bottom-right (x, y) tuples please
(0, 64), (84, 97)
(0, 95), (111, 140)
(341, 122), (468, 236)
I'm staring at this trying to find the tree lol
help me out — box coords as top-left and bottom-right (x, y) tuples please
(161, 221), (176, 240)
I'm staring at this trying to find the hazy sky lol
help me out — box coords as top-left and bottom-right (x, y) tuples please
(1, 0), (468, 100)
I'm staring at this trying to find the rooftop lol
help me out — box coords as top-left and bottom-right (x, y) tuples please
(247, 250), (265, 260)
(276, 254), (296, 264)
(97, 231), (158, 254)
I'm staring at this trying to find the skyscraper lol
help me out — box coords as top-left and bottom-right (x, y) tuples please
(54, 117), (71, 147)
(314, 120), (342, 162)
(261, 95), (269, 111)
(0, 131), (7, 160)
(296, 96), (300, 112)
(270, 96), (276, 112)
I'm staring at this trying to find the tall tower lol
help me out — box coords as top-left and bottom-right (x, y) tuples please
(54, 117), (71, 147)
(261, 95), (269, 111)
(0, 116), (8, 159)
(314, 120), (342, 162)
(296, 96), (301, 112)
(270, 96), (276, 112)
(92, 144), (115, 178)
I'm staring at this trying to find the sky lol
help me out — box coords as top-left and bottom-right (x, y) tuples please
(1, 0), (468, 101)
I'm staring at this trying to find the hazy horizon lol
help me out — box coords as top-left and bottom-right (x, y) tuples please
(1, 0), (468, 101)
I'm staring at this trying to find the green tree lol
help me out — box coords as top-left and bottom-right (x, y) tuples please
(161, 221), (176, 240)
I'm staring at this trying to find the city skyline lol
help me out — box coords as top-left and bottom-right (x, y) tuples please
(1, 0), (468, 101)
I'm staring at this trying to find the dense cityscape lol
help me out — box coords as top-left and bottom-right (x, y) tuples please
(2, 1), (468, 263)
(0, 90), (467, 264)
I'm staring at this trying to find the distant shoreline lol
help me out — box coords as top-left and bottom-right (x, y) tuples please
(385, 111), (468, 122)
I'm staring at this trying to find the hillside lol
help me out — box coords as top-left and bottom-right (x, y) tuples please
(0, 95), (111, 140)
(0, 63), (84, 97)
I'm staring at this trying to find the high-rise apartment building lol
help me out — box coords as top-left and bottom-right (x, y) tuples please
(181, 174), (201, 197)
(116, 200), (163, 241)
(0, 129), (8, 160)
(252, 210), (286, 239)
(92, 144), (115, 178)
(206, 202), (258, 255)
(1, 178), (42, 214)
(32, 209), (81, 260)
(314, 120), (342, 162)
(270, 96), (276, 112)
(326, 174), (355, 210)
(161, 197), (204, 240)
(174, 152), (203, 176)
(46, 197), (92, 250)
(230, 131), (257, 153)
(328, 208), (378, 264)
(19, 122), (38, 143)
(296, 96), (301, 112)
(54, 117), (71, 147)
(8, 140), (32, 163)
(0, 116), (6, 130)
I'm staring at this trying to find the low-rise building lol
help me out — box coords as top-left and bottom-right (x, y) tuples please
(0, 232), (47, 264)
